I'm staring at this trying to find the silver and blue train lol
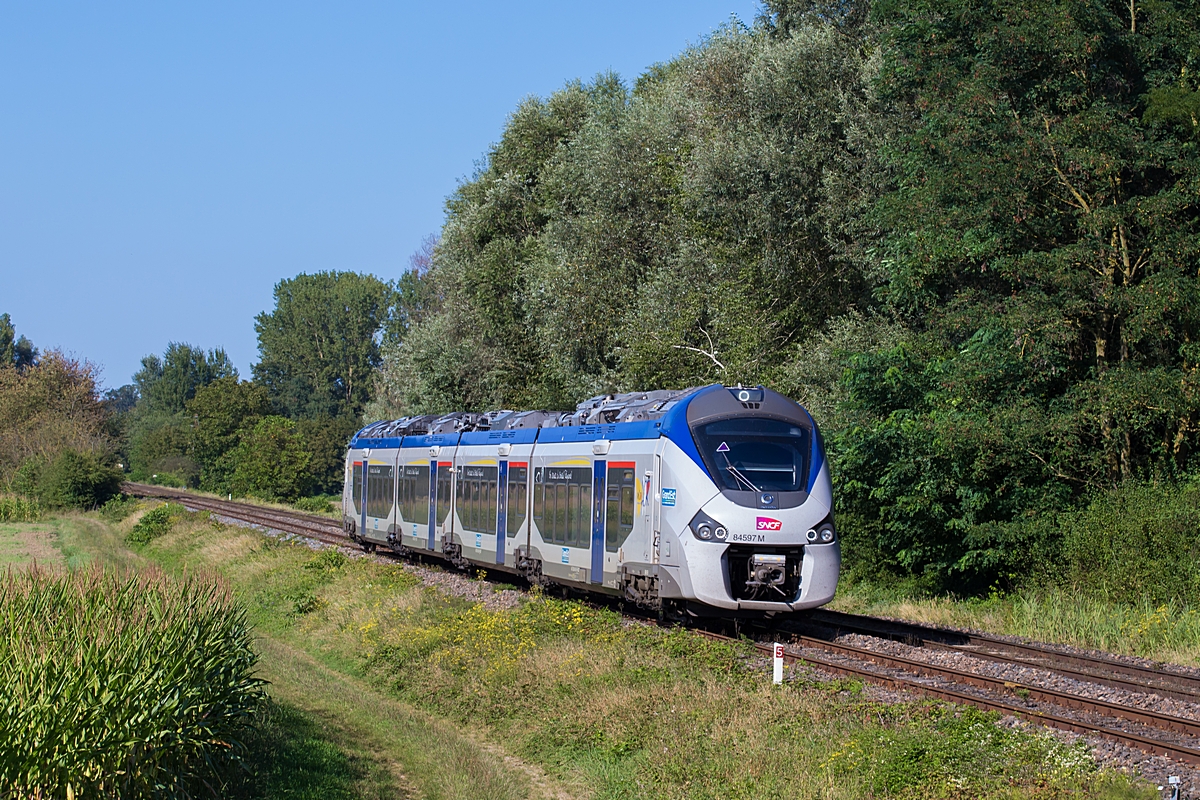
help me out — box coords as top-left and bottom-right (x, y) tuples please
(342, 384), (839, 616)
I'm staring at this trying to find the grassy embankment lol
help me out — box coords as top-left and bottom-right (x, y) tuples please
(31, 501), (1155, 800)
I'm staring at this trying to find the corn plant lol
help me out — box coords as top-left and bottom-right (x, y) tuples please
(0, 494), (41, 523)
(0, 565), (266, 798)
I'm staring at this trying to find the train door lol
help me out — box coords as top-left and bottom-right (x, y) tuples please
(651, 439), (667, 564)
(346, 448), (367, 536)
(502, 444), (533, 568)
(602, 458), (639, 586)
(432, 453), (454, 552)
(590, 457), (606, 585)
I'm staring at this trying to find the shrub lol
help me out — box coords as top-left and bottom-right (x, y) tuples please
(10, 451), (122, 510)
(294, 495), (335, 514)
(0, 565), (265, 798)
(99, 494), (137, 522)
(303, 548), (347, 572)
(127, 502), (188, 544)
(0, 494), (40, 523)
(1057, 481), (1200, 606)
(39, 450), (123, 509)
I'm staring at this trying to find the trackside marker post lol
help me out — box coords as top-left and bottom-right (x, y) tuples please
(773, 643), (784, 684)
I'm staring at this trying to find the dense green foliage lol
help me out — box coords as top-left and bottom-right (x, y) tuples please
(365, 0), (1200, 594)
(12, 450), (122, 510)
(127, 502), (189, 544)
(226, 416), (314, 502)
(0, 565), (264, 798)
(253, 271), (393, 420)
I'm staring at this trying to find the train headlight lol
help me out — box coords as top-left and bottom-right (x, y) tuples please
(806, 529), (818, 542)
(819, 524), (835, 543)
(688, 510), (726, 542)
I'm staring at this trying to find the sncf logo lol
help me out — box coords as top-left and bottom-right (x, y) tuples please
(756, 516), (782, 531)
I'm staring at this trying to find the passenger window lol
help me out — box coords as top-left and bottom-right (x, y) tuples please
(605, 466), (637, 552)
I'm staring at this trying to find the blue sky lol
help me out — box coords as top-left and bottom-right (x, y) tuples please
(1, 1), (762, 390)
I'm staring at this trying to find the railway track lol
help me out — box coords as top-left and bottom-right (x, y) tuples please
(124, 483), (347, 547)
(806, 608), (1200, 703)
(122, 482), (1200, 767)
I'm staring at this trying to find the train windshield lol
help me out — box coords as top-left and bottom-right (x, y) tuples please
(693, 417), (810, 493)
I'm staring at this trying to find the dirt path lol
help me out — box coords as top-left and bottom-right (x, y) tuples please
(0, 522), (63, 567)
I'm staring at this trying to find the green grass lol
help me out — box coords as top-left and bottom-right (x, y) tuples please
(82, 508), (1157, 800)
(240, 700), (393, 800)
(0, 522), (61, 567)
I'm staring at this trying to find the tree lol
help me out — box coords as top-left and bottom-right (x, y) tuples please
(826, 0), (1200, 588)
(226, 417), (313, 501)
(0, 313), (38, 370)
(184, 377), (271, 492)
(133, 343), (237, 417)
(0, 352), (112, 486)
(253, 272), (394, 420)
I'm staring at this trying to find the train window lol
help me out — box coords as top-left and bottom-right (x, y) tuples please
(693, 417), (810, 493)
(351, 462), (363, 516)
(578, 483), (592, 547)
(555, 483), (567, 544)
(436, 465), (452, 525)
(605, 467), (636, 552)
(398, 464), (429, 524)
(366, 464), (394, 519)
(457, 465), (498, 534)
(506, 466), (528, 538)
(567, 484), (580, 546)
(533, 466), (593, 547)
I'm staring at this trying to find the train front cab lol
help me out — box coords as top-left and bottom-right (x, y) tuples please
(653, 385), (841, 613)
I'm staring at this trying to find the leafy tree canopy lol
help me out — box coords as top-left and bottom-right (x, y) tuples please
(133, 342), (237, 417)
(0, 313), (38, 371)
(253, 271), (394, 420)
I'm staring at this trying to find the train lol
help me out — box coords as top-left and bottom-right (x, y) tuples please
(342, 384), (839, 617)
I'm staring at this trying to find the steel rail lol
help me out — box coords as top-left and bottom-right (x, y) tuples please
(809, 608), (1200, 702)
(783, 631), (1200, 738)
(122, 483), (348, 546)
(698, 630), (1200, 766)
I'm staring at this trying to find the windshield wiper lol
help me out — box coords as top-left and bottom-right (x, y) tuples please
(721, 453), (761, 493)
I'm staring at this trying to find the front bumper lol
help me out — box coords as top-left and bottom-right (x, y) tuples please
(681, 541), (841, 612)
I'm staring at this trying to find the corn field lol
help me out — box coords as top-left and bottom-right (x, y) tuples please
(0, 494), (41, 523)
(0, 565), (265, 798)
